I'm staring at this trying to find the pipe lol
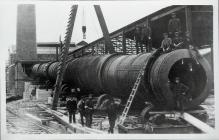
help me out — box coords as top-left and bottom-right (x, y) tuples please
(30, 49), (212, 110)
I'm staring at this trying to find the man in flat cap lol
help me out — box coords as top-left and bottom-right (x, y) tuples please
(160, 32), (172, 52)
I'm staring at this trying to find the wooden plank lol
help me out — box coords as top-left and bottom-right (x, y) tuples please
(37, 104), (106, 134)
(25, 113), (42, 122)
(179, 112), (215, 133)
(149, 110), (207, 115)
(25, 113), (54, 123)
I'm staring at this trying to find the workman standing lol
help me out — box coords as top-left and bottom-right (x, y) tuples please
(85, 94), (94, 128)
(161, 33), (172, 52)
(30, 87), (36, 100)
(106, 99), (120, 134)
(77, 98), (86, 126)
(66, 95), (78, 123)
(168, 12), (181, 38)
(141, 24), (152, 52)
(96, 97), (121, 133)
(169, 77), (190, 110)
(134, 25), (142, 54)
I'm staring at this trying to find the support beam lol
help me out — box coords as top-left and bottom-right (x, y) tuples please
(122, 31), (126, 54)
(185, 7), (192, 38)
(179, 112), (215, 134)
(94, 5), (114, 54)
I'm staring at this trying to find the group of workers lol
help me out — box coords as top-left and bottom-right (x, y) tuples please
(65, 89), (120, 133)
(134, 12), (195, 54)
(161, 12), (195, 52)
(134, 23), (152, 53)
(66, 91), (94, 127)
(163, 13), (197, 110)
(160, 30), (194, 53)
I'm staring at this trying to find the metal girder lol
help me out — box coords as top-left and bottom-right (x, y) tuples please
(94, 5), (114, 54)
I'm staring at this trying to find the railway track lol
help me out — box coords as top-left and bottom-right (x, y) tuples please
(6, 108), (55, 134)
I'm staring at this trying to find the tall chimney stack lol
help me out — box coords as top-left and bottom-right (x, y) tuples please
(15, 4), (37, 96)
(16, 4), (37, 60)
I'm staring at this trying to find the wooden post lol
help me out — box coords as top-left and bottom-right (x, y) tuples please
(122, 32), (126, 54)
(185, 7), (192, 38)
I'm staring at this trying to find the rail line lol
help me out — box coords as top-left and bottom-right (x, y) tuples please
(6, 108), (55, 134)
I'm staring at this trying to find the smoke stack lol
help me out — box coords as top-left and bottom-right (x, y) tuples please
(16, 4), (37, 60)
(15, 4), (37, 97)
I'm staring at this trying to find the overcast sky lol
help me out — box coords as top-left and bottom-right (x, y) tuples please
(0, 0), (217, 60)
(0, 2), (169, 51)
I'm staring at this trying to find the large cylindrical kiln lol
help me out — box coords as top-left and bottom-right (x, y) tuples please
(30, 49), (212, 110)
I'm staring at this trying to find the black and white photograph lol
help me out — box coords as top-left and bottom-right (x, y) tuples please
(0, 0), (218, 139)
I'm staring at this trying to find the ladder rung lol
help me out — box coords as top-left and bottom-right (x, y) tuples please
(122, 113), (127, 116)
(134, 81), (140, 85)
(131, 90), (136, 93)
(119, 62), (149, 125)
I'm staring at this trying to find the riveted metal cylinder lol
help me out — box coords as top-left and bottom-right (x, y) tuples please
(150, 49), (212, 109)
(63, 54), (117, 94)
(30, 49), (212, 110)
(31, 64), (41, 77)
(47, 62), (59, 80)
(37, 63), (48, 77)
(101, 53), (151, 101)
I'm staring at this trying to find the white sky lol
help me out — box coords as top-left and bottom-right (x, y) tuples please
(0, 0), (217, 59)
(0, 2), (169, 52)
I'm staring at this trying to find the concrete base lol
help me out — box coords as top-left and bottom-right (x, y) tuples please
(23, 82), (37, 101)
(36, 89), (52, 102)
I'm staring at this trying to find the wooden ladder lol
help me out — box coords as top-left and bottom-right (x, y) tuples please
(118, 60), (148, 125)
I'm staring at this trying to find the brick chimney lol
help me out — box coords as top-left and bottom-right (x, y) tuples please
(15, 4), (37, 96)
